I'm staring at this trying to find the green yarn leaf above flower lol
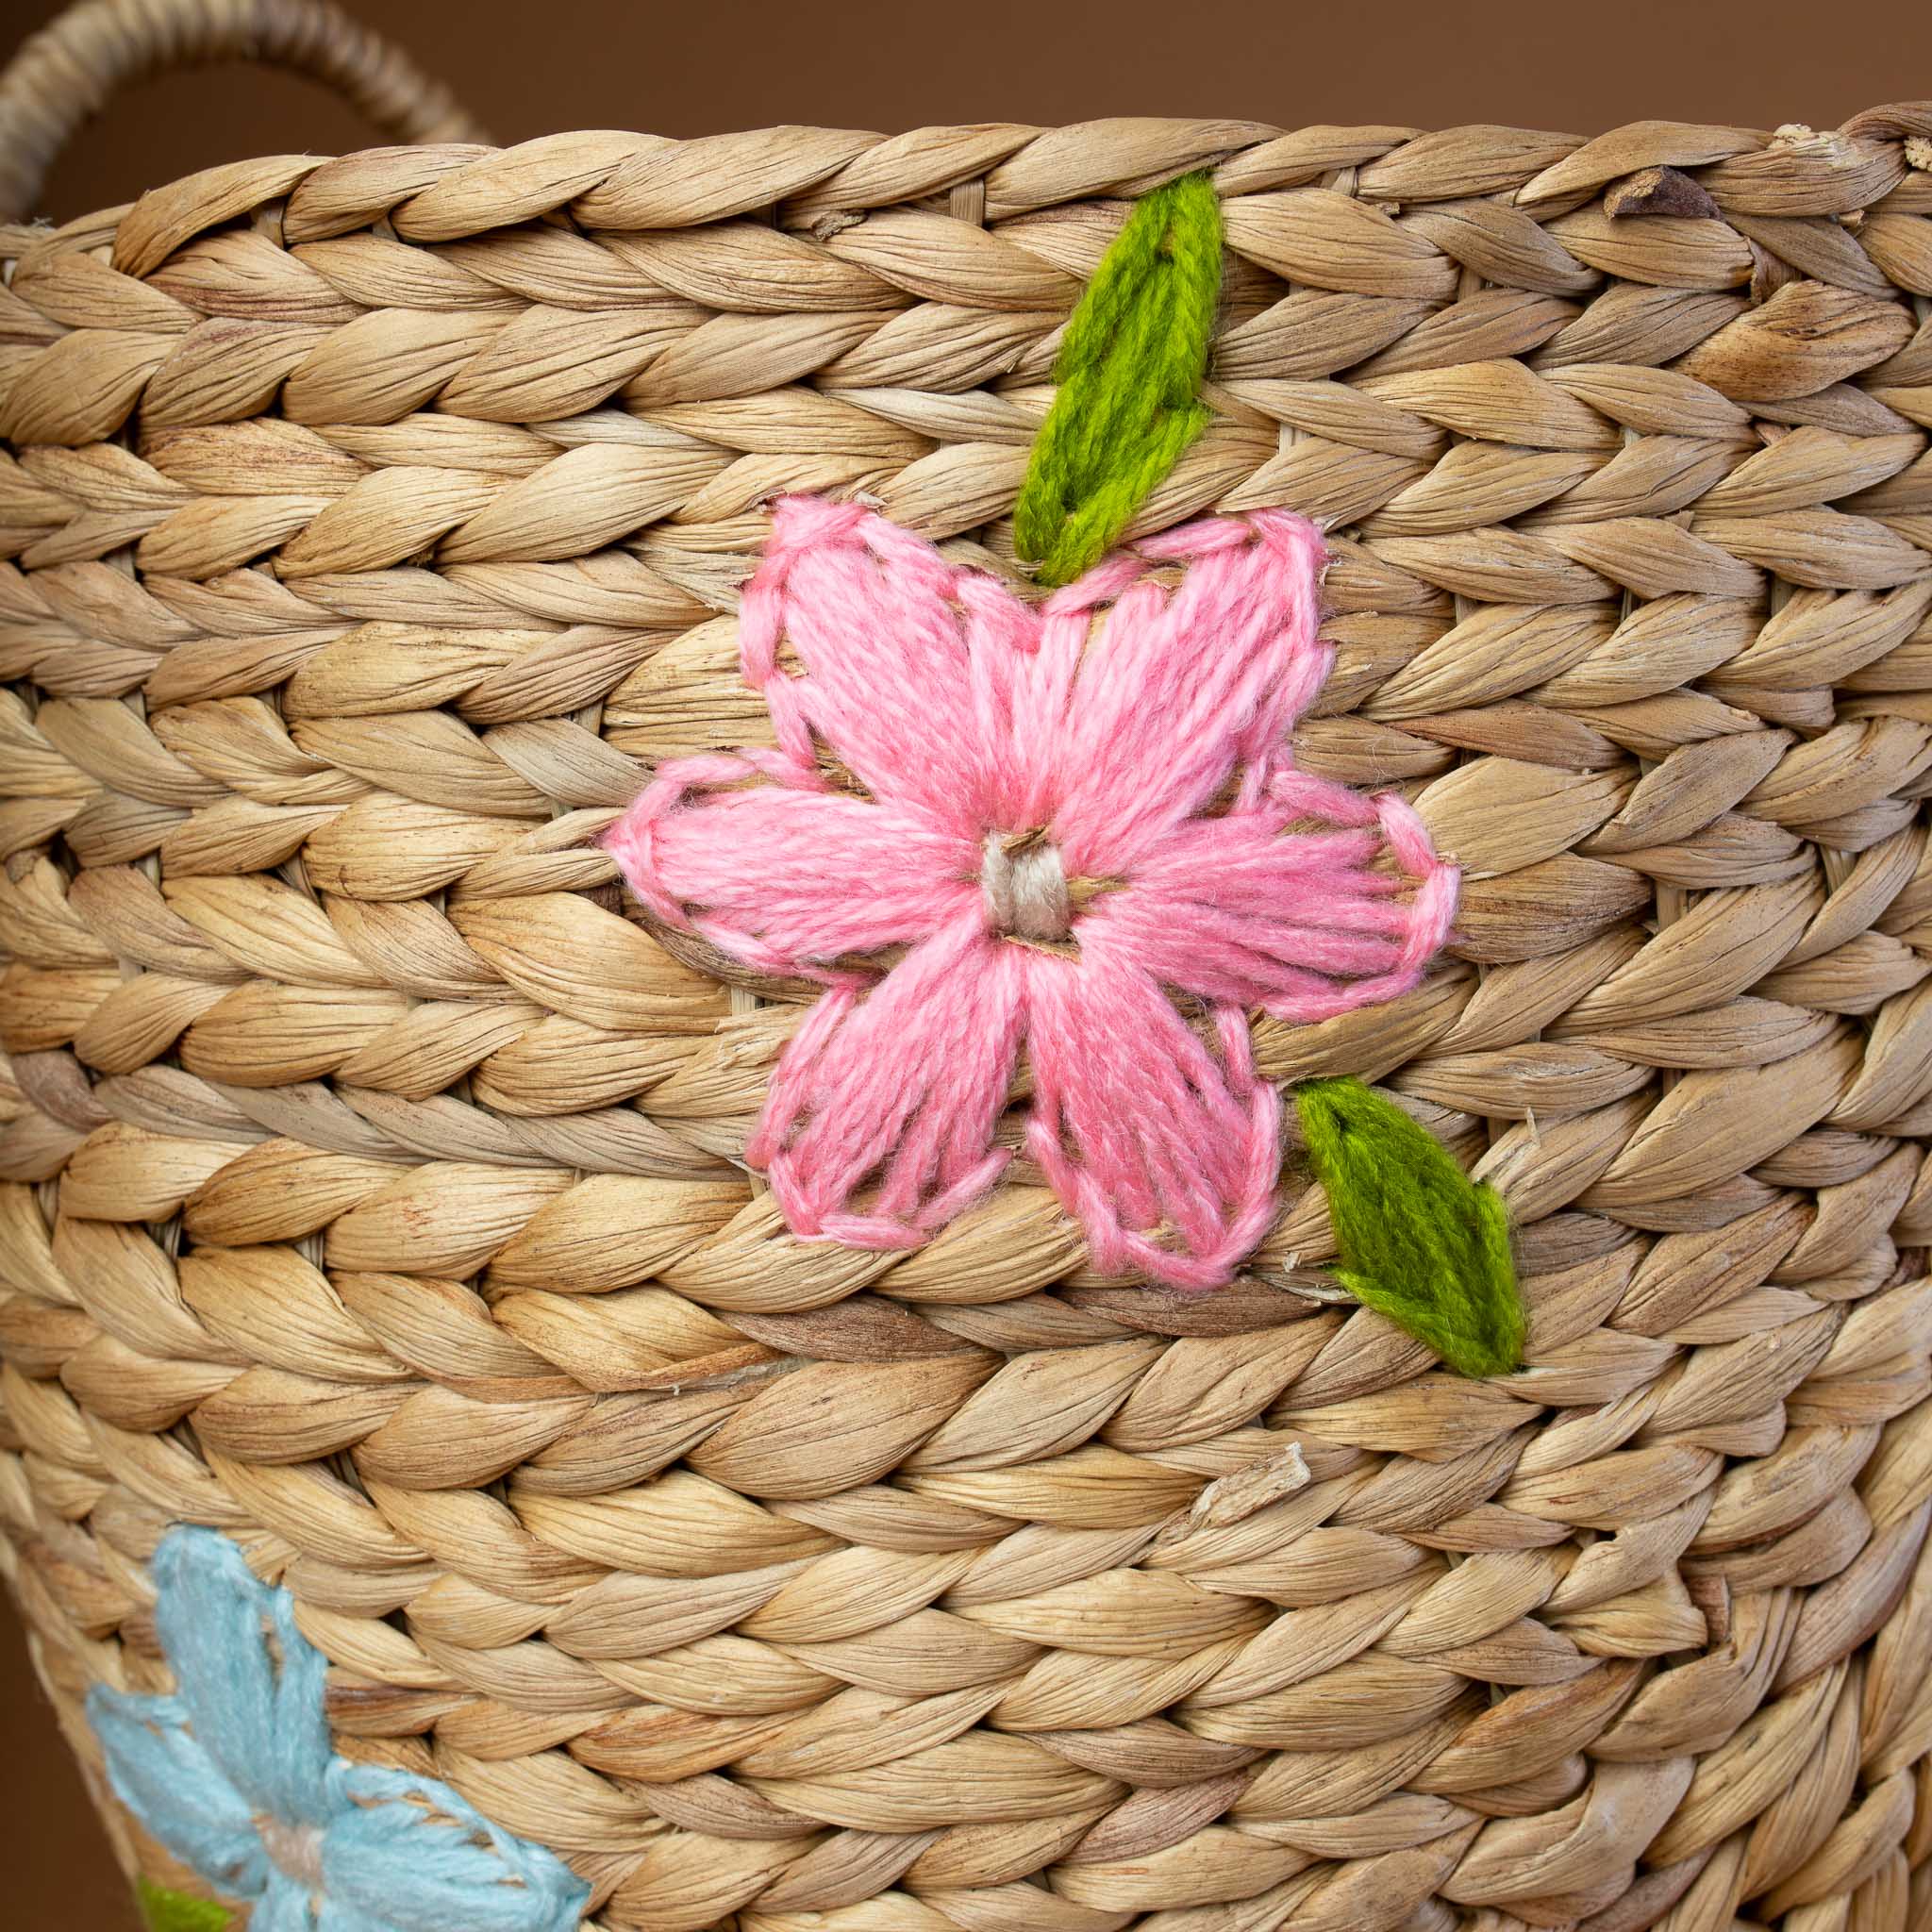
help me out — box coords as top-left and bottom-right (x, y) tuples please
(1014, 171), (1223, 587)
(136, 1879), (229, 1932)
(1297, 1076), (1524, 1377)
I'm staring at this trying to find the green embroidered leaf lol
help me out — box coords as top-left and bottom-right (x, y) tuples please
(1013, 171), (1223, 587)
(1296, 1076), (1524, 1377)
(136, 1879), (229, 1932)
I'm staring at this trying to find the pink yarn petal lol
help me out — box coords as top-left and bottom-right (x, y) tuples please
(743, 496), (1038, 833)
(604, 754), (978, 976)
(1081, 783), (1458, 1021)
(753, 914), (1026, 1248)
(1024, 950), (1282, 1291)
(1023, 509), (1331, 874)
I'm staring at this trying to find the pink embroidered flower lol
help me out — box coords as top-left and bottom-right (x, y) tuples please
(606, 497), (1457, 1289)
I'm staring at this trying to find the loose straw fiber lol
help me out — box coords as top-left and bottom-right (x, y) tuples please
(5, 10), (1932, 1924)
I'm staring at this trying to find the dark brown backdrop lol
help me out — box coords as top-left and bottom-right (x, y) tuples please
(4, 0), (1932, 1921)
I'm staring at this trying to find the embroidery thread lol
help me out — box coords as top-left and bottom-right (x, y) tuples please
(89, 1528), (588, 1932)
(1298, 1075), (1524, 1375)
(1014, 170), (1223, 587)
(136, 1879), (229, 1932)
(606, 495), (1459, 1291)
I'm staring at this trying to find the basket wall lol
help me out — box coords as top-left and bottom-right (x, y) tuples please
(4, 110), (1932, 1931)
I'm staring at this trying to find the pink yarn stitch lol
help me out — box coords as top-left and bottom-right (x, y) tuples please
(603, 495), (1457, 1290)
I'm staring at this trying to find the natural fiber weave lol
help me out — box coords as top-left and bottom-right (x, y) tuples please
(5, 5), (1932, 1925)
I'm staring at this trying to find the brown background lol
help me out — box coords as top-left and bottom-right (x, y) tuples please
(3, 0), (1932, 1921)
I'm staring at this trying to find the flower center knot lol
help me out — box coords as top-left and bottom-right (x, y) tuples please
(981, 828), (1072, 943)
(256, 1815), (325, 1890)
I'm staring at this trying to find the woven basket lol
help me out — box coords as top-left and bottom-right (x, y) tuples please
(7, 3), (1932, 1928)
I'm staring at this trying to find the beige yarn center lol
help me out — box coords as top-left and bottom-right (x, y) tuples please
(981, 829), (1073, 942)
(256, 1815), (325, 1890)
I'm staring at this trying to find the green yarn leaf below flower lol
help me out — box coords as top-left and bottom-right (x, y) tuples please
(1296, 1076), (1524, 1377)
(1013, 171), (1223, 587)
(136, 1879), (229, 1932)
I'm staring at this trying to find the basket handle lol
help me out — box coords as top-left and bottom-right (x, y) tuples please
(0, 0), (492, 222)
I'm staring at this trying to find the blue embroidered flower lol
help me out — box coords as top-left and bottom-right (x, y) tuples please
(89, 1527), (588, 1932)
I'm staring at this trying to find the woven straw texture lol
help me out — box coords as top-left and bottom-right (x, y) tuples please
(7, 14), (1932, 1927)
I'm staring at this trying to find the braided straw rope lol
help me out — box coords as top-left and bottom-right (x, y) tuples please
(4, 12), (1932, 1920)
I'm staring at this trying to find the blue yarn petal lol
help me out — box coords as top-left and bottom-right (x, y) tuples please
(151, 1528), (334, 1825)
(323, 1764), (589, 1932)
(250, 1873), (322, 1932)
(87, 1687), (267, 1900)
(314, 1895), (399, 1932)
(92, 1527), (582, 1932)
